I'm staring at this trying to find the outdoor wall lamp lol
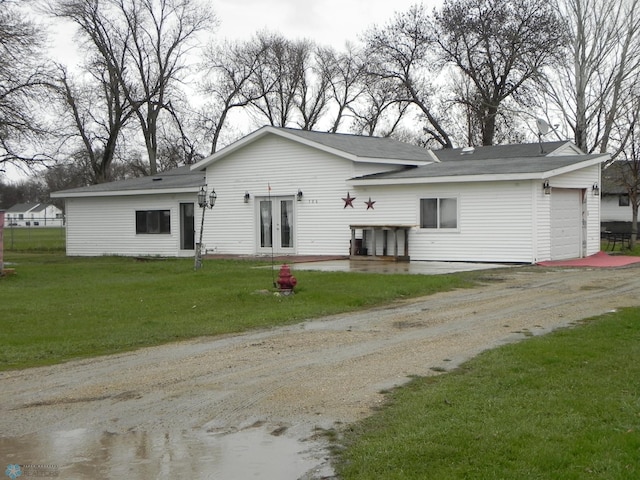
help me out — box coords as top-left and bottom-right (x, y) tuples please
(244, 191), (250, 203)
(592, 182), (600, 196)
(195, 186), (217, 270)
(297, 189), (303, 202)
(543, 180), (551, 195)
(197, 186), (217, 209)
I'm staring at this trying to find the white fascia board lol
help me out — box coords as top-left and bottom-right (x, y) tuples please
(50, 187), (199, 199)
(351, 173), (544, 186)
(355, 157), (431, 166)
(350, 155), (608, 187)
(541, 158), (605, 177)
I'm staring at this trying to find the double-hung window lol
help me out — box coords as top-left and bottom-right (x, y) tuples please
(420, 198), (458, 229)
(136, 210), (171, 234)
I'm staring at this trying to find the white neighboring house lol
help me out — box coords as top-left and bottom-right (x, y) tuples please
(601, 161), (638, 234)
(5, 203), (64, 227)
(53, 127), (608, 263)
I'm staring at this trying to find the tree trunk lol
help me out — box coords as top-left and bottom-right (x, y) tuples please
(482, 105), (498, 146)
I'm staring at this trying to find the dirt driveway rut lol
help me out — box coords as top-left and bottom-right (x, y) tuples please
(2, 265), (640, 477)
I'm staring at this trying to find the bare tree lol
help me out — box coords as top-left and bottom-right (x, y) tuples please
(199, 37), (358, 145)
(322, 45), (367, 133)
(363, 5), (453, 148)
(52, 60), (135, 183)
(118, 0), (215, 173)
(245, 32), (307, 128)
(293, 43), (332, 131)
(351, 74), (412, 137)
(541, 0), (640, 156)
(0, 0), (52, 170)
(49, 0), (216, 175)
(433, 0), (567, 146)
(199, 39), (268, 153)
(607, 101), (640, 247)
(157, 102), (204, 167)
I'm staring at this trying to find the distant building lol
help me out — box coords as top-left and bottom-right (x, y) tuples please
(601, 161), (639, 233)
(5, 203), (64, 227)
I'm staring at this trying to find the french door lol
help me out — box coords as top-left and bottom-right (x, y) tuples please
(258, 196), (295, 254)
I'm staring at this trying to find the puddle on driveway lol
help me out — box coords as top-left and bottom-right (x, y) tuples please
(1, 426), (334, 479)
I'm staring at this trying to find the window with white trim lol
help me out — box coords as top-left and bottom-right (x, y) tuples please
(420, 198), (458, 229)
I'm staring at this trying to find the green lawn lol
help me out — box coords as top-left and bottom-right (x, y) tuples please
(2, 226), (65, 252)
(0, 252), (475, 370)
(335, 308), (640, 479)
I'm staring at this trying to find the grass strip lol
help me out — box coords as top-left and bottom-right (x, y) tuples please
(0, 252), (475, 371)
(336, 308), (640, 479)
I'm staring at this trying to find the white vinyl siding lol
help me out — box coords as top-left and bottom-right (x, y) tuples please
(201, 135), (400, 256)
(413, 182), (534, 263)
(346, 181), (535, 263)
(602, 195), (636, 222)
(64, 193), (196, 257)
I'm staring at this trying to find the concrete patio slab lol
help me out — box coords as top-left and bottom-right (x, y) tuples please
(289, 259), (510, 275)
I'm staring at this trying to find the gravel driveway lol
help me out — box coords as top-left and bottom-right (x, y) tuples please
(2, 264), (640, 478)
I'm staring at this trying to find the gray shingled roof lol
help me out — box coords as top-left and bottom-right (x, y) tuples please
(6, 203), (40, 212)
(354, 154), (605, 181)
(52, 166), (205, 197)
(432, 141), (571, 161)
(269, 127), (436, 162)
(281, 128), (571, 162)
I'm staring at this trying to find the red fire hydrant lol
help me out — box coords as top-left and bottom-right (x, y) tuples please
(276, 264), (297, 294)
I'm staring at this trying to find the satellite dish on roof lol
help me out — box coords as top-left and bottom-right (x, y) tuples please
(536, 118), (550, 135)
(536, 118), (560, 154)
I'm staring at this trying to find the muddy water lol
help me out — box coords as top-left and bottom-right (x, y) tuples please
(1, 426), (333, 479)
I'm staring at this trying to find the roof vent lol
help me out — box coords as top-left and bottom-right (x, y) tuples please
(461, 147), (475, 155)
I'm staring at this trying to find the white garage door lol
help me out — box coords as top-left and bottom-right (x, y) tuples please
(551, 189), (582, 260)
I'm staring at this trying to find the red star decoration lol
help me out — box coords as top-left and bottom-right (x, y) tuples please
(342, 192), (356, 208)
(365, 197), (376, 210)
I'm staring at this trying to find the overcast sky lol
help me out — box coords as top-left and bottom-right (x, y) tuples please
(214, 0), (442, 49)
(46, 1), (444, 74)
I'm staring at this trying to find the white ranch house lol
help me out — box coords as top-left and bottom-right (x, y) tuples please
(5, 203), (64, 227)
(52, 126), (608, 263)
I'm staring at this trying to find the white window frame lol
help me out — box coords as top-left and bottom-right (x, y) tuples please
(419, 197), (459, 230)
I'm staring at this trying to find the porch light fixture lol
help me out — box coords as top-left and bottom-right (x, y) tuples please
(543, 180), (551, 195)
(244, 191), (250, 203)
(297, 189), (303, 202)
(194, 186), (217, 270)
(592, 182), (600, 196)
(197, 186), (217, 209)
